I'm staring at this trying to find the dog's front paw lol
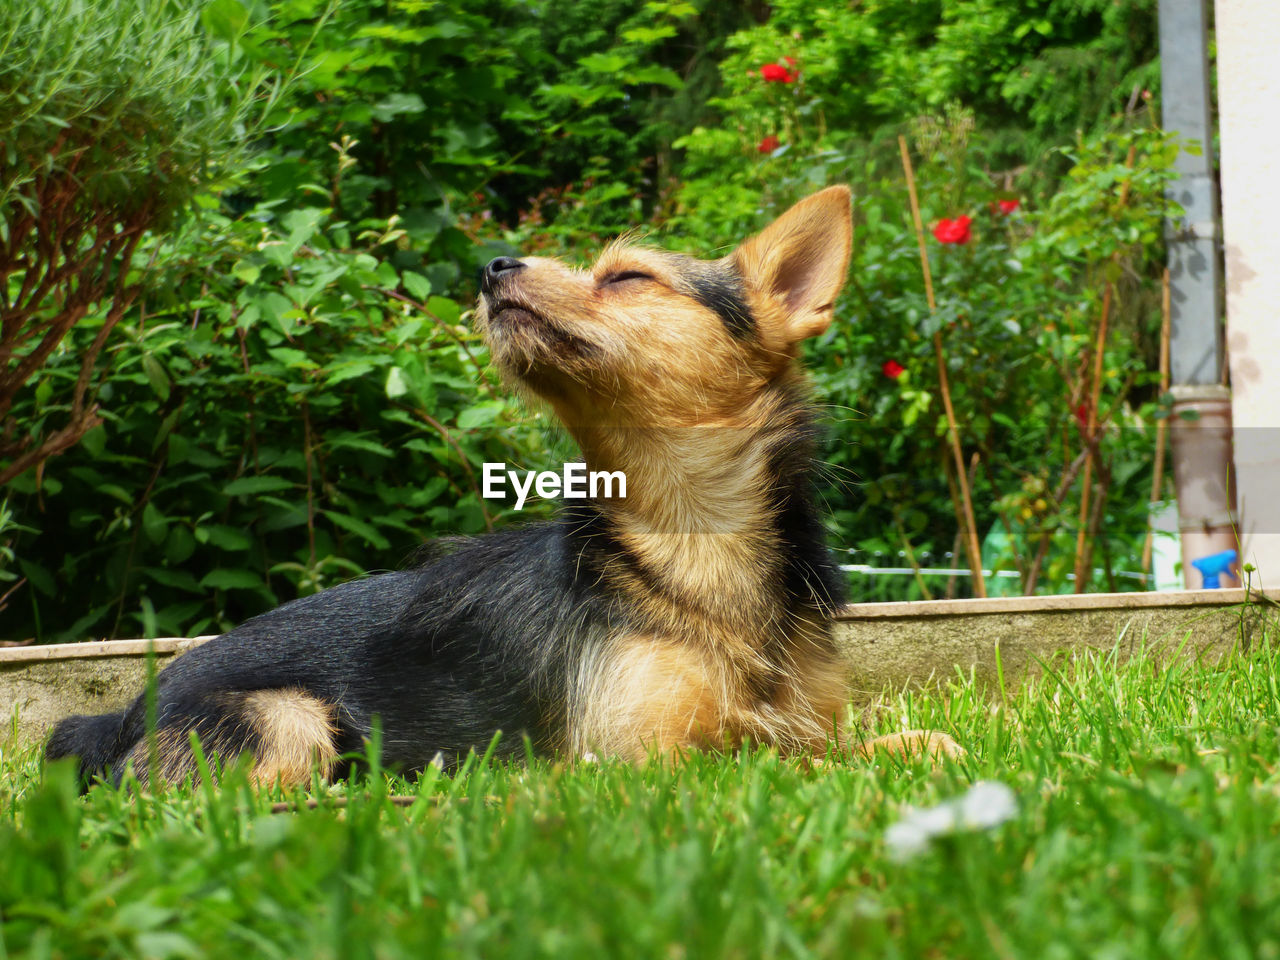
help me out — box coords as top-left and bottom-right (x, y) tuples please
(860, 729), (966, 762)
(918, 730), (966, 760)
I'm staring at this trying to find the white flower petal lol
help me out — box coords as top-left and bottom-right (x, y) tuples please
(884, 821), (932, 861)
(914, 803), (961, 836)
(957, 781), (1018, 829)
(882, 781), (1018, 859)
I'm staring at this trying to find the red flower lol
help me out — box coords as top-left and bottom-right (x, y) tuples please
(932, 215), (973, 244)
(757, 135), (780, 153)
(783, 56), (797, 66)
(882, 360), (906, 380)
(1074, 403), (1089, 428)
(759, 62), (797, 83)
(997, 199), (1020, 214)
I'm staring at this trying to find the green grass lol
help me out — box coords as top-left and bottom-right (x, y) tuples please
(4, 615), (1280, 959)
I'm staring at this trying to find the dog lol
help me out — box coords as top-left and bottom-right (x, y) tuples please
(45, 186), (959, 788)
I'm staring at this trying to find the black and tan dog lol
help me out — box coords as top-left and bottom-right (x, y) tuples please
(46, 187), (959, 787)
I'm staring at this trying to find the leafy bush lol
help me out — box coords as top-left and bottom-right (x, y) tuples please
(3, 185), (557, 640)
(0, 0), (282, 485)
(670, 0), (1160, 186)
(222, 0), (743, 286)
(814, 124), (1179, 597)
(666, 34), (1178, 598)
(1, 0), (1186, 640)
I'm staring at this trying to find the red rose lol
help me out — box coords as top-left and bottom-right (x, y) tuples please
(997, 199), (1020, 214)
(783, 56), (797, 66)
(932, 215), (973, 244)
(757, 135), (780, 153)
(759, 62), (797, 83)
(882, 360), (906, 380)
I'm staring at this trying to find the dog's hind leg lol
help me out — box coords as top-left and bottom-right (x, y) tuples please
(238, 688), (340, 786)
(46, 711), (132, 784)
(123, 688), (339, 788)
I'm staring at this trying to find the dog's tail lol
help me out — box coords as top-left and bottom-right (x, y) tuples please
(44, 710), (136, 786)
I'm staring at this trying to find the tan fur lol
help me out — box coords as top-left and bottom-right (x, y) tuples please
(124, 688), (337, 788)
(479, 186), (960, 764)
(240, 688), (338, 786)
(100, 192), (957, 791)
(854, 731), (967, 762)
(570, 635), (724, 759)
(733, 187), (855, 348)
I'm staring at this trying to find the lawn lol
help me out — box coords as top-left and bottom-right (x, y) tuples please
(3, 615), (1280, 959)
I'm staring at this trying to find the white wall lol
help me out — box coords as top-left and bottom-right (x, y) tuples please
(1217, 0), (1280, 589)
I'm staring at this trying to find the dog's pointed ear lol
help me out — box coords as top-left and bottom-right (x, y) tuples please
(732, 186), (852, 344)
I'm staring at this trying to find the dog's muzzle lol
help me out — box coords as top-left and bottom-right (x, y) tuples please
(481, 256), (526, 298)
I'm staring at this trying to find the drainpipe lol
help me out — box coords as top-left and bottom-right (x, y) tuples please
(1157, 0), (1237, 588)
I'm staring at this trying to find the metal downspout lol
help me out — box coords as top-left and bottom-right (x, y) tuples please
(1157, 0), (1237, 588)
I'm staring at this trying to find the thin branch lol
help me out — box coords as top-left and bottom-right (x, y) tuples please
(0, 407), (102, 485)
(0, 576), (26, 614)
(411, 409), (494, 532)
(1071, 144), (1137, 593)
(379, 288), (496, 398)
(1072, 281), (1113, 591)
(303, 398), (317, 570)
(898, 134), (986, 597)
(894, 518), (934, 601)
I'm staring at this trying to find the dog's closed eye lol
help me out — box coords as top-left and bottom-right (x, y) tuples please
(600, 270), (654, 287)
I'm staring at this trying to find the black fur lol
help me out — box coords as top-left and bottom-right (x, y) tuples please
(47, 518), (628, 785)
(683, 263), (755, 338)
(764, 383), (848, 617)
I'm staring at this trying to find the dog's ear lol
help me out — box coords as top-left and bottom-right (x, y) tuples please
(732, 186), (852, 343)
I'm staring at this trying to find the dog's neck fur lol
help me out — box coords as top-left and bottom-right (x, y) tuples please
(569, 375), (837, 634)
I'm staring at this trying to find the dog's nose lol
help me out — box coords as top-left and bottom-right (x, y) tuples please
(482, 256), (525, 295)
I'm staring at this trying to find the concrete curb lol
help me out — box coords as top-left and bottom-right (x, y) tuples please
(834, 588), (1278, 700)
(4, 589), (1277, 747)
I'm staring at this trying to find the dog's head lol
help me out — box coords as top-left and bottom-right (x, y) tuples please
(475, 186), (852, 428)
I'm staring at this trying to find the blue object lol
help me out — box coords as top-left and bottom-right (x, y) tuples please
(1191, 549), (1237, 589)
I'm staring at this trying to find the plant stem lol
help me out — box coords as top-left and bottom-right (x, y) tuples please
(1071, 144), (1136, 593)
(412, 409), (494, 533)
(895, 518), (934, 601)
(898, 134), (986, 597)
(302, 398), (317, 570)
(1072, 281), (1113, 591)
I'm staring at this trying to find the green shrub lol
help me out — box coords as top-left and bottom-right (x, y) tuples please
(673, 110), (1176, 596)
(1, 184), (560, 640)
(0, 0), (283, 485)
(1, 0), (1186, 639)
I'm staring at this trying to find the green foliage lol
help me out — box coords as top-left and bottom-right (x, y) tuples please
(509, 0), (755, 231)
(0, 0), (296, 485)
(818, 124), (1181, 596)
(5, 625), (1280, 956)
(673, 0), (1160, 185)
(0, 0), (269, 223)
(2, 188), (557, 640)
(224, 0), (534, 293)
(0, 0), (1191, 636)
(662, 15), (1180, 597)
(226, 0), (745, 282)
